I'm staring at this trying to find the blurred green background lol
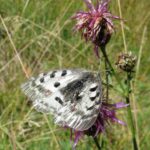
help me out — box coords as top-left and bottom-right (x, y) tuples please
(0, 0), (150, 149)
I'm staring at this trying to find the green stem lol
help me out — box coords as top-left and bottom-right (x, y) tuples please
(93, 137), (102, 150)
(126, 72), (138, 150)
(101, 46), (109, 101)
(100, 46), (125, 94)
(105, 60), (109, 101)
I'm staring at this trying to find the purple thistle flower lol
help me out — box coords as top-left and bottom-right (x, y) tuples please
(72, 0), (120, 57)
(71, 101), (128, 148)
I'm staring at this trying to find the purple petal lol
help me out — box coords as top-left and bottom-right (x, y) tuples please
(96, 0), (100, 10)
(73, 131), (83, 148)
(84, 0), (95, 12)
(89, 19), (96, 28)
(98, 0), (109, 12)
(113, 118), (126, 125)
(104, 16), (113, 23)
(95, 120), (105, 135)
(114, 102), (129, 108)
(111, 15), (121, 19)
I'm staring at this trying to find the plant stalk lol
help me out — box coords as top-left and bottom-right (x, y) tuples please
(93, 137), (102, 150)
(100, 46), (109, 101)
(126, 72), (138, 150)
(100, 46), (125, 94)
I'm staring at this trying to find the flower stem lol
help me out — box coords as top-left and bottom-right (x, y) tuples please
(126, 72), (138, 150)
(100, 46), (125, 94)
(100, 46), (109, 101)
(93, 137), (102, 150)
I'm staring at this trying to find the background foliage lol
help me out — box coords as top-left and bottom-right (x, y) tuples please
(0, 0), (150, 149)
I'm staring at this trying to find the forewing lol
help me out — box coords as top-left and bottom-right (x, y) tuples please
(21, 69), (80, 113)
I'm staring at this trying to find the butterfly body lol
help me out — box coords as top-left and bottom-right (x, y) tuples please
(21, 69), (102, 131)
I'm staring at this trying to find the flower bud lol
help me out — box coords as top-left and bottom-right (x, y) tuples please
(116, 52), (137, 72)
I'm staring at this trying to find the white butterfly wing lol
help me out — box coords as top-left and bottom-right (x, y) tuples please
(21, 69), (102, 131)
(54, 81), (102, 131)
(21, 69), (79, 113)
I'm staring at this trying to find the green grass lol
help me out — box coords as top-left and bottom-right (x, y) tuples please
(0, 0), (150, 149)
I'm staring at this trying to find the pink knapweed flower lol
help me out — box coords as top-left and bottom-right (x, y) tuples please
(72, 0), (120, 57)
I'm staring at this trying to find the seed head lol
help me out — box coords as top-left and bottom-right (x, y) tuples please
(116, 52), (137, 72)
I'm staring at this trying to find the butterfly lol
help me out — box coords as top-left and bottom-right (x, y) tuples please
(21, 69), (102, 131)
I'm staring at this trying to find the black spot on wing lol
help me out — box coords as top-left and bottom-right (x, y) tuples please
(50, 71), (56, 78)
(90, 97), (96, 101)
(76, 93), (83, 101)
(90, 85), (98, 92)
(61, 70), (67, 76)
(40, 77), (44, 83)
(54, 82), (60, 88)
(55, 97), (63, 105)
(87, 105), (94, 110)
